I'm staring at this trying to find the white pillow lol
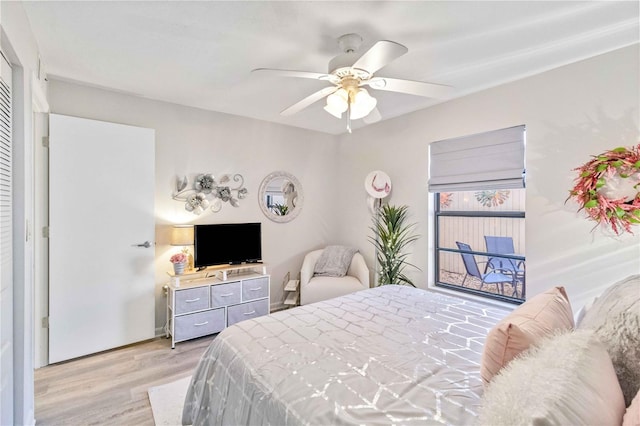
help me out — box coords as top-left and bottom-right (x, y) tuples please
(578, 274), (640, 406)
(479, 329), (625, 426)
(574, 295), (597, 326)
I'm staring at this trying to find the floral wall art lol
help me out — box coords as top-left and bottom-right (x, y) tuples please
(173, 173), (248, 215)
(568, 144), (640, 235)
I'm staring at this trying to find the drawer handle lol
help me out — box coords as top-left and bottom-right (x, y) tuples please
(194, 321), (209, 327)
(185, 298), (201, 303)
(243, 310), (256, 316)
(249, 287), (262, 292)
(220, 293), (234, 297)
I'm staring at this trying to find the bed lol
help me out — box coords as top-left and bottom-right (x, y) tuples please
(182, 285), (510, 425)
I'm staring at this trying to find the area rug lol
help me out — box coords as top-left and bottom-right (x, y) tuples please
(148, 376), (191, 425)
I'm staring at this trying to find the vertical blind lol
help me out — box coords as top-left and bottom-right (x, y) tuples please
(428, 125), (526, 192)
(0, 52), (12, 425)
(0, 55), (12, 302)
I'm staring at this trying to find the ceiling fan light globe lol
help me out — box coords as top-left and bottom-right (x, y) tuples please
(349, 106), (369, 120)
(336, 87), (349, 100)
(354, 87), (372, 101)
(364, 94), (377, 112)
(326, 89), (348, 113)
(350, 89), (377, 120)
(323, 104), (343, 119)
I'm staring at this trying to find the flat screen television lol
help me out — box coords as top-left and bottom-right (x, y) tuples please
(194, 222), (262, 268)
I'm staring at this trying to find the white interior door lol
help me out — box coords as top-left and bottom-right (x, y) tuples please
(0, 52), (14, 426)
(49, 114), (155, 364)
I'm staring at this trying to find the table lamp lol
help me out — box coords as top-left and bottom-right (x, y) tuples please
(171, 225), (194, 271)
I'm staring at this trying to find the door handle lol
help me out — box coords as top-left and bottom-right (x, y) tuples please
(133, 241), (151, 248)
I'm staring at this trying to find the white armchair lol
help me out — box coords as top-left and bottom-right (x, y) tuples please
(300, 249), (370, 305)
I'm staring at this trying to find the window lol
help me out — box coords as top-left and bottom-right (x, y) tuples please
(428, 125), (526, 303)
(434, 190), (525, 303)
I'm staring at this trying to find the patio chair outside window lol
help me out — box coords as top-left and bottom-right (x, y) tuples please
(484, 236), (525, 297)
(455, 241), (515, 295)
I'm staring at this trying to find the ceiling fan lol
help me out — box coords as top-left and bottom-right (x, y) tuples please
(253, 33), (453, 132)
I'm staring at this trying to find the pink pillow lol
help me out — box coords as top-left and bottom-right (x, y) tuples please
(624, 389), (640, 426)
(480, 330), (625, 425)
(481, 286), (574, 385)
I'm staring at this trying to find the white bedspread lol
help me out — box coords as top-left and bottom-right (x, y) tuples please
(182, 285), (509, 425)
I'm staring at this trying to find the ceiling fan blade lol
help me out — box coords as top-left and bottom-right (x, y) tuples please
(252, 68), (332, 81)
(363, 107), (382, 124)
(367, 77), (454, 99)
(281, 86), (339, 116)
(351, 41), (408, 74)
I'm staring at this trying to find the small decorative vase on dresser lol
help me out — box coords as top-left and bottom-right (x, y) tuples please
(170, 253), (189, 275)
(173, 262), (186, 275)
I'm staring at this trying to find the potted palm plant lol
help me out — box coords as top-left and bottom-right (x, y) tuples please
(369, 204), (419, 286)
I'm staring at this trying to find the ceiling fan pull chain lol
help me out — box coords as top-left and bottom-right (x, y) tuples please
(347, 102), (352, 133)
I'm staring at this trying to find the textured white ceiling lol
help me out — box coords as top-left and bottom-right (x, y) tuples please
(23, 1), (639, 135)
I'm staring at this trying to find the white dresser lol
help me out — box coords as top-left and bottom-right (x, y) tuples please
(166, 266), (270, 348)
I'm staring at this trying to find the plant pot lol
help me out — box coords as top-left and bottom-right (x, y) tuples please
(173, 262), (186, 275)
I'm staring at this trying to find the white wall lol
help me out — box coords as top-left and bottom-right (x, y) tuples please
(48, 80), (339, 331)
(335, 45), (640, 310)
(46, 44), (639, 348)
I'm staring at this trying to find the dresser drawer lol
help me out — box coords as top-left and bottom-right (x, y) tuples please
(174, 308), (225, 342)
(241, 277), (269, 301)
(227, 299), (269, 326)
(211, 281), (241, 308)
(175, 287), (209, 315)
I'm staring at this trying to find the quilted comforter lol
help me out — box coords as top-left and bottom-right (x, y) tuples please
(182, 285), (509, 425)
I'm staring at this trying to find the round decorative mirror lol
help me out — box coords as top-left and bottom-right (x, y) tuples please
(258, 171), (303, 223)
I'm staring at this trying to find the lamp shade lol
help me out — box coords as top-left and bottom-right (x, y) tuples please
(170, 225), (194, 246)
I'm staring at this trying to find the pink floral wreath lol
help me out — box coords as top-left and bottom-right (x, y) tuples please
(569, 144), (640, 235)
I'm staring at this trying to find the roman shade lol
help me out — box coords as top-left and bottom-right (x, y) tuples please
(428, 124), (525, 192)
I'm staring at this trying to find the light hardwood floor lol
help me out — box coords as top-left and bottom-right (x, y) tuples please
(35, 335), (213, 425)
